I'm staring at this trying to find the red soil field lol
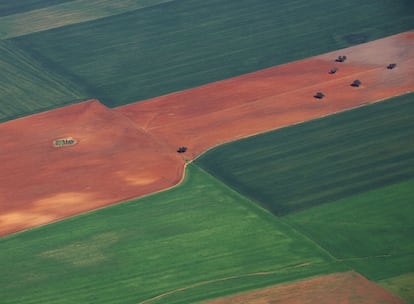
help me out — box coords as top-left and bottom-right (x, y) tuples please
(0, 32), (413, 236)
(117, 31), (414, 158)
(0, 100), (184, 236)
(200, 271), (406, 304)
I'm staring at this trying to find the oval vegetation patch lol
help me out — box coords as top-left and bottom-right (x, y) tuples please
(53, 137), (77, 147)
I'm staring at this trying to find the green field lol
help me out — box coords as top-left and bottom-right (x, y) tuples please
(0, 0), (73, 17)
(196, 93), (414, 215)
(285, 178), (414, 286)
(0, 0), (175, 39)
(379, 273), (414, 303)
(1, 1), (413, 302)
(0, 39), (85, 122)
(0, 164), (344, 304)
(6, 0), (414, 111)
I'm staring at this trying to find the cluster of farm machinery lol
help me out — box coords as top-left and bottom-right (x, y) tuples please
(314, 56), (397, 100)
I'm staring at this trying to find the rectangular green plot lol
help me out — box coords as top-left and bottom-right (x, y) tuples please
(285, 178), (414, 282)
(0, 165), (343, 304)
(0, 39), (86, 122)
(11, 0), (414, 108)
(195, 93), (414, 215)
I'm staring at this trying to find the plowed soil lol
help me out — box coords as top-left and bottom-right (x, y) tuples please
(0, 100), (184, 236)
(200, 271), (405, 304)
(117, 31), (414, 158)
(1, 32), (413, 236)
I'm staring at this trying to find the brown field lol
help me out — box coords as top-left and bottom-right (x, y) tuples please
(116, 31), (414, 158)
(0, 32), (413, 236)
(201, 271), (406, 304)
(0, 100), (184, 236)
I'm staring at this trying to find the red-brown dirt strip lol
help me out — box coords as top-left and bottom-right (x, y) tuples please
(199, 271), (405, 304)
(0, 32), (413, 237)
(0, 100), (184, 237)
(117, 31), (414, 159)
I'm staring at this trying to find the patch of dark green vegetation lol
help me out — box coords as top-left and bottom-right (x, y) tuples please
(195, 92), (414, 216)
(10, 0), (414, 109)
(0, 39), (86, 122)
(0, 0), (74, 17)
(0, 164), (343, 303)
(286, 178), (414, 283)
(345, 33), (368, 44)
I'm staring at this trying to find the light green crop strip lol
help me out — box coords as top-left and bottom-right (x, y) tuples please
(0, 0), (176, 39)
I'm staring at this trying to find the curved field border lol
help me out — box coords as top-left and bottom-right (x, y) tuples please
(0, 32), (413, 237)
(0, 163), (345, 303)
(0, 100), (185, 237)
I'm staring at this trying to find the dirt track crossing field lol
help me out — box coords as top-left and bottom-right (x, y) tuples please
(0, 32), (413, 236)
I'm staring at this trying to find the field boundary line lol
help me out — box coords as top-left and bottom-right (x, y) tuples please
(0, 0), (177, 39)
(137, 262), (319, 304)
(191, 89), (414, 163)
(337, 254), (392, 262)
(149, 59), (414, 133)
(7, 90), (412, 239)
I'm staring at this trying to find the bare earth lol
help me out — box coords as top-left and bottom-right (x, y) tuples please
(116, 31), (414, 158)
(0, 31), (413, 236)
(0, 100), (184, 236)
(200, 271), (406, 304)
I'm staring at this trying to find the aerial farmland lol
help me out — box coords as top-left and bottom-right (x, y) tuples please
(0, 0), (413, 303)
